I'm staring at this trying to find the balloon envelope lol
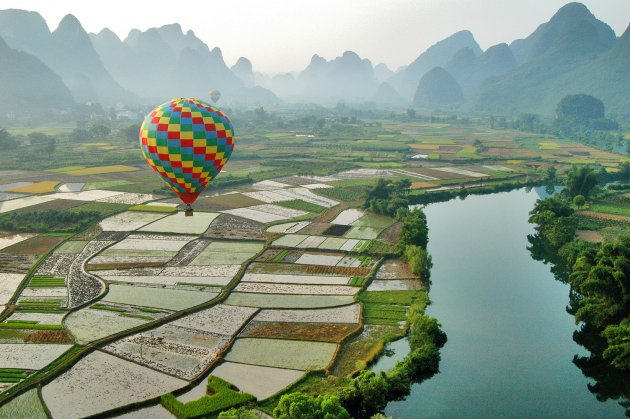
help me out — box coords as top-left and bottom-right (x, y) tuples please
(139, 98), (235, 205)
(209, 90), (221, 103)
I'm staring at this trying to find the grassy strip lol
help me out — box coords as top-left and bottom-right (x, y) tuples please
(176, 282), (223, 289)
(277, 200), (327, 214)
(90, 303), (126, 313)
(137, 307), (167, 314)
(120, 313), (155, 321)
(161, 376), (255, 418)
(14, 309), (66, 314)
(0, 323), (63, 330)
(349, 277), (366, 286)
(129, 204), (178, 213)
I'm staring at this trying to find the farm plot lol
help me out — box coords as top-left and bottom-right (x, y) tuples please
(67, 240), (112, 308)
(331, 209), (364, 225)
(267, 221), (310, 234)
(46, 189), (125, 202)
(204, 214), (265, 240)
(0, 234), (36, 252)
(225, 292), (354, 309)
(224, 338), (337, 370)
(42, 350), (186, 418)
(64, 308), (151, 344)
(20, 287), (67, 299)
(6, 181), (59, 194)
(0, 344), (71, 369)
(54, 240), (88, 254)
(367, 279), (423, 291)
(97, 193), (155, 205)
(255, 304), (361, 324)
(297, 235), (327, 248)
(0, 273), (25, 305)
(101, 274), (231, 287)
(103, 324), (230, 380)
(221, 204), (308, 223)
(235, 283), (358, 296)
(102, 284), (218, 311)
(190, 240), (263, 266)
(0, 388), (47, 418)
(0, 192), (25, 202)
(139, 212), (219, 234)
(108, 236), (193, 252)
(4, 311), (66, 324)
(318, 237), (349, 250)
(240, 321), (356, 343)
(273, 234), (308, 247)
(99, 211), (166, 232)
(343, 226), (381, 240)
(116, 405), (174, 419)
(0, 196), (53, 214)
(352, 213), (395, 230)
(242, 273), (350, 285)
(295, 253), (343, 266)
(434, 167), (489, 178)
(211, 362), (303, 401)
(376, 259), (416, 279)
(251, 180), (292, 190)
(171, 304), (257, 336)
(57, 183), (84, 192)
(36, 254), (75, 276)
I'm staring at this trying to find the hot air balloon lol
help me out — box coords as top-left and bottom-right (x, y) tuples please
(209, 90), (221, 104)
(139, 98), (235, 216)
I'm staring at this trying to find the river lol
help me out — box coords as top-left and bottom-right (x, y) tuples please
(379, 188), (624, 418)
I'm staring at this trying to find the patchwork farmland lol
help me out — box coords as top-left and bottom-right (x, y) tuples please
(0, 170), (425, 418)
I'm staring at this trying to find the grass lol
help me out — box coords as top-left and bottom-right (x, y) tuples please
(315, 186), (368, 202)
(277, 200), (327, 213)
(349, 277), (366, 286)
(0, 369), (29, 383)
(29, 275), (65, 287)
(120, 313), (155, 321)
(90, 303), (126, 313)
(7, 181), (60, 194)
(360, 290), (428, 325)
(0, 323), (63, 330)
(59, 165), (138, 176)
(128, 204), (177, 213)
(161, 376), (255, 419)
(589, 203), (630, 217)
(225, 338), (337, 370)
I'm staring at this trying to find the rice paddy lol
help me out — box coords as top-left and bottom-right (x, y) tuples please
(42, 350), (186, 418)
(0, 344), (71, 369)
(224, 338), (337, 370)
(64, 308), (151, 344)
(102, 284), (218, 311)
(98, 211), (166, 231)
(139, 211), (219, 234)
(210, 362), (303, 401)
(224, 292), (354, 308)
(6, 181), (60, 194)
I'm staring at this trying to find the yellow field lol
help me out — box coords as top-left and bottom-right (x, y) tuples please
(59, 165), (138, 176)
(410, 181), (437, 189)
(411, 144), (440, 150)
(539, 141), (560, 150)
(8, 181), (59, 193)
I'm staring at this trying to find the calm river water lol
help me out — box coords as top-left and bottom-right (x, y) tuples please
(379, 188), (624, 418)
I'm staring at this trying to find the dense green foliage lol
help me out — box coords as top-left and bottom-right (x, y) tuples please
(399, 208), (428, 249)
(364, 179), (411, 217)
(0, 210), (101, 233)
(569, 238), (630, 370)
(403, 245), (433, 282)
(528, 197), (577, 247)
(556, 94), (605, 121)
(161, 376), (255, 419)
(273, 393), (350, 419)
(563, 165), (600, 198)
(218, 407), (259, 419)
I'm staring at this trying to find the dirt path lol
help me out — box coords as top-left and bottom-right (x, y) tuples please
(579, 211), (630, 223)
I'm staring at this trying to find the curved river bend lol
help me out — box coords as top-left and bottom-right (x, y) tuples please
(381, 188), (623, 418)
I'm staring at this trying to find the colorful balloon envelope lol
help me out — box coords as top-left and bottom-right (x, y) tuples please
(139, 98), (235, 208)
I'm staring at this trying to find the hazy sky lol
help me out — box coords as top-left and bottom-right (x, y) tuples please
(1, 0), (629, 73)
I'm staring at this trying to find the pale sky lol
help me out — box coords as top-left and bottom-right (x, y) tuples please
(1, 0), (628, 73)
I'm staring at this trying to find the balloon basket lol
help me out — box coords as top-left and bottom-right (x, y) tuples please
(184, 205), (193, 217)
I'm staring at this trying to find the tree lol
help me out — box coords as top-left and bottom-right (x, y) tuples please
(404, 245), (432, 282)
(563, 165), (598, 198)
(556, 94), (605, 121)
(274, 392), (350, 419)
(0, 128), (16, 149)
(545, 166), (557, 185)
(529, 197), (577, 248)
(122, 124), (138, 142)
(573, 195), (586, 207)
(89, 124), (111, 139)
(400, 208), (429, 249)
(46, 138), (57, 154)
(218, 407), (259, 419)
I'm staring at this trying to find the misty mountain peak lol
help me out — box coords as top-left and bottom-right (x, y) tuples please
(310, 54), (326, 65)
(94, 28), (121, 43)
(232, 57), (253, 73)
(55, 14), (84, 34)
(341, 50), (361, 61)
(551, 2), (593, 24)
(209, 46), (225, 63)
